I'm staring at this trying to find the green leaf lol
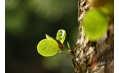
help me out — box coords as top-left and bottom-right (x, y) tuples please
(37, 39), (59, 57)
(45, 34), (53, 39)
(67, 42), (70, 50)
(82, 8), (109, 41)
(56, 29), (66, 44)
(100, 3), (114, 15)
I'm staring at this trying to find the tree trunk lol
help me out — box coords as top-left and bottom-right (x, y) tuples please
(72, 0), (114, 73)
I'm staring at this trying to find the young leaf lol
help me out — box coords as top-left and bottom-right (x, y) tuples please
(37, 39), (59, 57)
(67, 42), (70, 50)
(45, 34), (53, 39)
(82, 8), (109, 41)
(56, 29), (66, 44)
(45, 34), (64, 50)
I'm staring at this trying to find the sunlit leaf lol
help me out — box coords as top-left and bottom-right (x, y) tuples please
(82, 8), (109, 41)
(67, 42), (70, 50)
(56, 29), (66, 44)
(45, 34), (64, 50)
(45, 34), (53, 39)
(37, 39), (59, 57)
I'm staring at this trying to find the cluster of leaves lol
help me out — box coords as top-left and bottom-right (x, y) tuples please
(82, 0), (114, 41)
(37, 29), (70, 57)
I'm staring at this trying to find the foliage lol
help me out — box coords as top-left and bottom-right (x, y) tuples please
(37, 29), (71, 57)
(82, 1), (114, 41)
(82, 8), (109, 41)
(56, 29), (66, 44)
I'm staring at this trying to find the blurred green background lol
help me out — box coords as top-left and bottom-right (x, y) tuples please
(5, 0), (78, 73)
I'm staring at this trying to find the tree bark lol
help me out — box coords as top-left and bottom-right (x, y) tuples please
(72, 0), (114, 73)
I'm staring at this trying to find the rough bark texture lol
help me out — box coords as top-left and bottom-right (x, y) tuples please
(72, 0), (114, 73)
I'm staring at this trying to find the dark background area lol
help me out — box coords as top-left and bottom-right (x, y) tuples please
(5, 0), (78, 73)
